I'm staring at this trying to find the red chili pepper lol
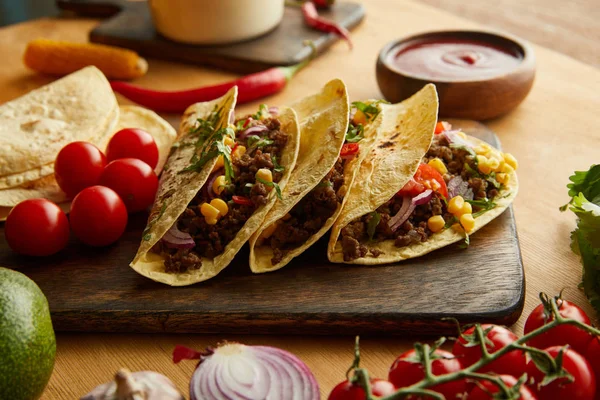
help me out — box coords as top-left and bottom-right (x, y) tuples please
(340, 143), (359, 157)
(301, 2), (352, 50)
(243, 117), (253, 128)
(110, 44), (315, 113)
(311, 0), (335, 8)
(232, 196), (253, 206)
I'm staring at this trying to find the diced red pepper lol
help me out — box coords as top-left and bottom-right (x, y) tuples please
(243, 118), (252, 128)
(232, 195), (253, 205)
(340, 143), (359, 157)
(434, 121), (452, 134)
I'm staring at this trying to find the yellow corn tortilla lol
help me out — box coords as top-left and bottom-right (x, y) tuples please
(0, 66), (119, 189)
(0, 106), (177, 208)
(249, 80), (382, 273)
(130, 89), (301, 286)
(328, 84), (519, 264)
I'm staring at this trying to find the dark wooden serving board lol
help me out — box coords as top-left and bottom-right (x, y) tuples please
(55, 0), (365, 73)
(0, 120), (524, 335)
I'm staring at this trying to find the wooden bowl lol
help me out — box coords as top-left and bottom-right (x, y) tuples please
(376, 31), (536, 120)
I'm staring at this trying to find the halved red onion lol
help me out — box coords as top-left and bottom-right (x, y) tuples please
(179, 343), (319, 400)
(162, 224), (195, 249)
(239, 124), (268, 139)
(268, 106), (279, 116)
(388, 190), (434, 232)
(205, 169), (223, 200)
(442, 130), (473, 148)
(447, 176), (474, 200)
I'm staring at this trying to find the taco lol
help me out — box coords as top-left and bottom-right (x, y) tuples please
(130, 87), (301, 285)
(328, 84), (519, 264)
(249, 79), (384, 273)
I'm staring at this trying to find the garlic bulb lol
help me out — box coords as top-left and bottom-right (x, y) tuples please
(80, 368), (184, 400)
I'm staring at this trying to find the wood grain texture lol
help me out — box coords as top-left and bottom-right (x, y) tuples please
(58, 0), (365, 73)
(0, 0), (599, 397)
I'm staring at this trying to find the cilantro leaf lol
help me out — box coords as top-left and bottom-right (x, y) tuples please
(366, 212), (381, 241)
(345, 123), (364, 143)
(272, 155), (285, 173)
(567, 165), (600, 204)
(352, 100), (388, 121)
(252, 104), (269, 120)
(256, 177), (283, 200)
(467, 198), (497, 218)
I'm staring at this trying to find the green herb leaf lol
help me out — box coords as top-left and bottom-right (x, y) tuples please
(252, 104), (269, 120)
(366, 212), (381, 241)
(216, 141), (234, 183)
(352, 100), (387, 121)
(450, 144), (477, 159)
(272, 155), (285, 173)
(345, 123), (364, 143)
(566, 164), (600, 202)
(467, 198), (497, 218)
(256, 177), (283, 200)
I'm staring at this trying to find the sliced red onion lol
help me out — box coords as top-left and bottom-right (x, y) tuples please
(238, 124), (268, 139)
(268, 106), (279, 116)
(447, 176), (474, 200)
(442, 130), (473, 148)
(205, 169), (223, 200)
(162, 224), (195, 249)
(183, 343), (319, 400)
(388, 190), (434, 232)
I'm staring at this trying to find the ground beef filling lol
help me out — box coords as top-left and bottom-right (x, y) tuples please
(341, 134), (501, 261)
(154, 117), (288, 273)
(264, 158), (346, 265)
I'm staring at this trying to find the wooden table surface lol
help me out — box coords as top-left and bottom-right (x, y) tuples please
(0, 0), (599, 398)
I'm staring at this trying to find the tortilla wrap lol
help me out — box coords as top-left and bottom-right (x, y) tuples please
(0, 106), (177, 208)
(130, 88), (301, 286)
(328, 84), (519, 264)
(249, 80), (382, 273)
(0, 66), (119, 189)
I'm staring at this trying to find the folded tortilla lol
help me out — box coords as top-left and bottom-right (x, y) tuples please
(328, 84), (519, 264)
(0, 105), (177, 210)
(0, 66), (119, 189)
(249, 79), (382, 273)
(130, 88), (301, 285)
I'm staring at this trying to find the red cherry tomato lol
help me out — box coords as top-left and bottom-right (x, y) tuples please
(388, 349), (466, 399)
(585, 337), (600, 389)
(5, 199), (70, 256)
(99, 158), (158, 212)
(467, 374), (537, 400)
(524, 299), (593, 355)
(70, 186), (128, 247)
(54, 141), (107, 197)
(340, 143), (360, 157)
(415, 164), (449, 198)
(434, 121), (452, 134)
(452, 324), (526, 378)
(106, 128), (159, 169)
(526, 346), (596, 400)
(328, 378), (396, 400)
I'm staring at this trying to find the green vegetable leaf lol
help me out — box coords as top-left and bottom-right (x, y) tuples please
(566, 164), (600, 203)
(216, 141), (234, 184)
(366, 212), (381, 241)
(345, 123), (364, 143)
(252, 104), (269, 120)
(256, 177), (282, 200)
(450, 144), (477, 159)
(467, 198), (497, 218)
(352, 100), (387, 121)
(272, 155), (285, 173)
(247, 136), (274, 152)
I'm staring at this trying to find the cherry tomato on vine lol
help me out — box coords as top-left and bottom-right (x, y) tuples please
(585, 337), (600, 391)
(54, 141), (107, 197)
(388, 349), (466, 399)
(5, 199), (70, 256)
(524, 299), (593, 355)
(526, 346), (596, 400)
(70, 186), (128, 247)
(328, 378), (396, 400)
(106, 128), (159, 169)
(452, 324), (526, 378)
(99, 158), (158, 212)
(467, 375), (537, 400)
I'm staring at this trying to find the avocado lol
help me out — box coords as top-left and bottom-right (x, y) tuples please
(0, 267), (56, 400)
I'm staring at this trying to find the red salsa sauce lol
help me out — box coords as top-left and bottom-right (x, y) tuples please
(387, 38), (523, 81)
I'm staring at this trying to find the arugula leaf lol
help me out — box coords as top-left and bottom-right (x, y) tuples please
(561, 165), (600, 314)
(272, 155), (285, 173)
(345, 123), (364, 143)
(256, 177), (282, 200)
(366, 212), (381, 241)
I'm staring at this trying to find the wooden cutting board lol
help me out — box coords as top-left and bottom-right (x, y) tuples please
(56, 0), (365, 73)
(0, 120), (524, 335)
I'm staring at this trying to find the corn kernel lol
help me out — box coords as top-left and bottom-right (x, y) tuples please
(503, 152), (518, 170)
(460, 213), (476, 233)
(447, 196), (465, 215)
(233, 145), (246, 159)
(428, 158), (448, 174)
(205, 217), (218, 226)
(260, 222), (279, 240)
(224, 136), (235, 147)
(212, 175), (226, 195)
(200, 203), (220, 220)
(477, 155), (493, 174)
(500, 163), (515, 174)
(256, 168), (273, 183)
(427, 215), (445, 233)
(212, 155), (224, 172)
(460, 202), (472, 216)
(487, 156), (500, 171)
(353, 109), (367, 125)
(474, 143), (491, 155)
(452, 223), (464, 233)
(210, 198), (228, 217)
(457, 131), (467, 139)
(496, 173), (510, 185)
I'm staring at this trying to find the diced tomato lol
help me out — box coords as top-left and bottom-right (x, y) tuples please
(340, 143), (359, 157)
(434, 121), (452, 134)
(243, 118), (252, 128)
(232, 195), (253, 205)
(397, 178), (426, 197)
(397, 164), (448, 198)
